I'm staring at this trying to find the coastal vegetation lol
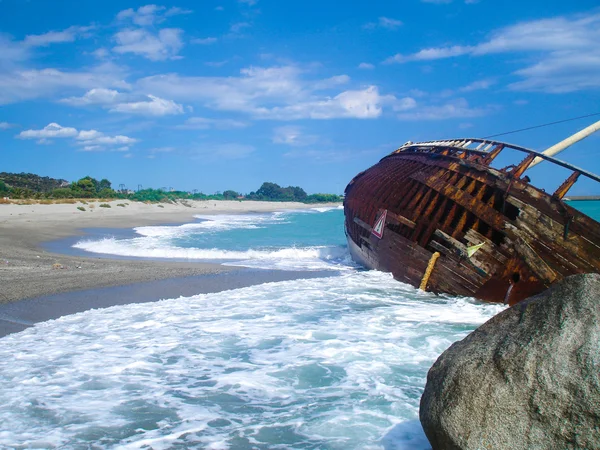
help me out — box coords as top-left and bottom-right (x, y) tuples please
(0, 173), (343, 204)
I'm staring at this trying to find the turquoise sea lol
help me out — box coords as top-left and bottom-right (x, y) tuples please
(1, 203), (598, 449)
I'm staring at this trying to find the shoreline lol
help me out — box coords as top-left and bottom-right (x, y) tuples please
(0, 269), (337, 338)
(0, 199), (341, 306)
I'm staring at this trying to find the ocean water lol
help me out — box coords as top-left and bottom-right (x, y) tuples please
(1, 207), (509, 449)
(568, 199), (600, 223)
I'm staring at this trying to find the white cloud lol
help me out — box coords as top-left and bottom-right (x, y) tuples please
(358, 62), (375, 70)
(113, 28), (184, 61)
(0, 122), (16, 130)
(18, 123), (78, 139)
(391, 97), (418, 111)
(459, 79), (495, 92)
(109, 94), (184, 116)
(272, 126), (319, 146)
(60, 88), (122, 106)
(397, 98), (491, 120)
(165, 7), (193, 17)
(0, 36), (30, 65)
(257, 86), (403, 120)
(137, 66), (304, 113)
(76, 130), (138, 146)
(384, 45), (471, 64)
(364, 17), (403, 30)
(191, 37), (217, 45)
(313, 75), (350, 90)
(23, 26), (93, 47)
(60, 89), (183, 116)
(17, 123), (138, 150)
(384, 11), (600, 93)
(136, 66), (409, 120)
(116, 5), (192, 27)
(0, 64), (129, 105)
(0, 26), (94, 66)
(239, 0), (258, 6)
(177, 117), (248, 129)
(82, 145), (102, 151)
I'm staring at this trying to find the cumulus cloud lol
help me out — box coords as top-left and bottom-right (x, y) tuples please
(109, 94), (184, 116)
(136, 65), (413, 120)
(17, 123), (137, 150)
(116, 5), (192, 27)
(0, 64), (129, 105)
(358, 62), (375, 70)
(60, 89), (184, 116)
(256, 86), (409, 120)
(60, 88), (122, 106)
(0, 122), (16, 130)
(113, 28), (184, 61)
(76, 130), (138, 146)
(384, 10), (600, 93)
(18, 123), (78, 139)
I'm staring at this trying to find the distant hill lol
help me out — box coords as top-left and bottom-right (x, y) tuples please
(0, 172), (69, 193)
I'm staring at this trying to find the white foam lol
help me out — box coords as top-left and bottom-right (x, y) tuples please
(136, 213), (286, 238)
(73, 238), (351, 270)
(310, 205), (344, 213)
(0, 271), (506, 449)
(73, 210), (351, 271)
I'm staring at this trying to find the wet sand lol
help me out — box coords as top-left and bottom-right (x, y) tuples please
(0, 269), (335, 337)
(0, 199), (340, 337)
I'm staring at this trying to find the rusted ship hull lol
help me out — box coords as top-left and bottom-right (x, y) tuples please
(344, 139), (600, 305)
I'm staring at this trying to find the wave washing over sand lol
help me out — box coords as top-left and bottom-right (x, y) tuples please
(74, 207), (351, 271)
(0, 271), (505, 449)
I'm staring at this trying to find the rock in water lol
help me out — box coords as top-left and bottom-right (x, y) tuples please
(420, 274), (600, 450)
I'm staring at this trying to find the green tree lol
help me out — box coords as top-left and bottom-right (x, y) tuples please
(222, 190), (240, 199)
(99, 178), (112, 191)
(256, 182), (282, 199)
(51, 188), (74, 198)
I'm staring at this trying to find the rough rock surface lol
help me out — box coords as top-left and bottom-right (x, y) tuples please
(420, 273), (600, 450)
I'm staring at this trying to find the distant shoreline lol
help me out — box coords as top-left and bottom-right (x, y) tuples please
(565, 196), (600, 201)
(0, 199), (341, 304)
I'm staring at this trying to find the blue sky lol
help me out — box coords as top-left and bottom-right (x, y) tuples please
(1, 0), (599, 195)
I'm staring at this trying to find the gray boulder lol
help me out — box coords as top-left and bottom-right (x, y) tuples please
(420, 273), (600, 450)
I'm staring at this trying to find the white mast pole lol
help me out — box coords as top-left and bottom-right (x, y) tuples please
(528, 119), (600, 169)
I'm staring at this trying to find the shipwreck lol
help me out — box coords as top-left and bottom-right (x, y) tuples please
(344, 120), (600, 305)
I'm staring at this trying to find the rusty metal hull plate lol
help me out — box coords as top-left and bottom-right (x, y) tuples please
(344, 150), (600, 305)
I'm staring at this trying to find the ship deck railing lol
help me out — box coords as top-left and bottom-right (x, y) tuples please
(392, 138), (600, 199)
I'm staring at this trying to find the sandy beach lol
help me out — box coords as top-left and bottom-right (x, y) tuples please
(0, 199), (340, 334)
